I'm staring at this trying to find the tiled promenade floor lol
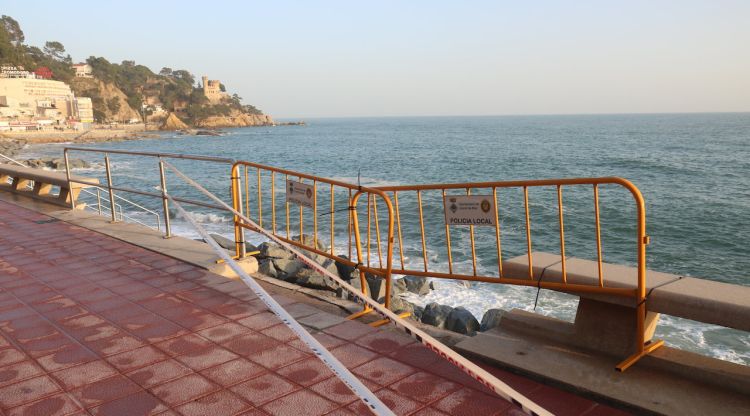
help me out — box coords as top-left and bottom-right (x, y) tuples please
(0, 200), (629, 416)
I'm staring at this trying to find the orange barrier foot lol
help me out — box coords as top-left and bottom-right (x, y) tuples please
(616, 339), (665, 372)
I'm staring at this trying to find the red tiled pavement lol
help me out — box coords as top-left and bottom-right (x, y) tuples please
(0, 200), (631, 415)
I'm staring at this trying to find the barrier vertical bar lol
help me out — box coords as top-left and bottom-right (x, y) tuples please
(557, 185), (567, 282)
(104, 154), (117, 222)
(443, 189), (454, 274)
(594, 184), (603, 287)
(373, 196), (383, 268)
(523, 186), (532, 279)
(244, 166), (250, 220)
(367, 193), (372, 267)
(467, 188), (477, 276)
(231, 163), (246, 258)
(394, 191), (405, 270)
(257, 168), (263, 228)
(493, 187), (503, 278)
(285, 174), (290, 239)
(330, 184), (335, 256)
(158, 159), (172, 238)
(313, 180), (318, 248)
(271, 171), (277, 234)
(417, 190), (428, 272)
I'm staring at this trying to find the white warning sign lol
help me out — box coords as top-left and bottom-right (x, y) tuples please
(444, 195), (496, 226)
(286, 180), (314, 208)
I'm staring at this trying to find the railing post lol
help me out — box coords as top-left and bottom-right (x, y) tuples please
(159, 159), (172, 238)
(104, 154), (117, 222)
(63, 150), (75, 209)
(231, 164), (247, 258)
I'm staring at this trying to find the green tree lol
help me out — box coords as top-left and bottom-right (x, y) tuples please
(219, 83), (226, 92)
(159, 67), (172, 77)
(43, 41), (66, 60)
(107, 97), (121, 114)
(0, 15), (24, 46)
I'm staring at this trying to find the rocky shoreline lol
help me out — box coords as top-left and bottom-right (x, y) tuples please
(208, 233), (506, 337)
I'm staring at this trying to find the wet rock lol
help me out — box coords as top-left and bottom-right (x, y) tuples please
(334, 256), (356, 281)
(295, 268), (333, 290)
(445, 307), (480, 335)
(399, 276), (432, 296)
(258, 259), (278, 278)
(272, 258), (304, 281)
(389, 296), (416, 316)
(291, 234), (326, 251)
(480, 308), (506, 332)
(421, 302), (454, 329)
(259, 242), (294, 260)
(412, 305), (424, 321)
(23, 157), (89, 170)
(366, 274), (387, 301)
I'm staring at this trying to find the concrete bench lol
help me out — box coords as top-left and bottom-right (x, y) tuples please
(502, 251), (750, 332)
(0, 164), (99, 208)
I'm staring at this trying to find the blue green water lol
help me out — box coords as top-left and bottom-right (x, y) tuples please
(25, 113), (750, 363)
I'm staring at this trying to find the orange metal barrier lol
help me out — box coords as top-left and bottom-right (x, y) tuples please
(370, 177), (662, 371)
(230, 164), (662, 370)
(229, 162), (398, 310)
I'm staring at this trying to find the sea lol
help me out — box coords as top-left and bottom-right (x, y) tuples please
(20, 113), (750, 364)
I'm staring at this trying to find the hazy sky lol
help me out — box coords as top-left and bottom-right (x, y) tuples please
(4, 1), (749, 118)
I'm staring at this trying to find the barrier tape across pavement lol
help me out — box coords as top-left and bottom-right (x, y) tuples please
(163, 160), (552, 416)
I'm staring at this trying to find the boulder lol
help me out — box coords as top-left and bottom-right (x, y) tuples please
(335, 256), (357, 281)
(421, 303), (453, 328)
(295, 268), (335, 291)
(400, 276), (432, 296)
(480, 308), (506, 332)
(366, 274), (387, 301)
(259, 242), (294, 260)
(445, 307), (480, 335)
(271, 258), (304, 281)
(209, 234), (235, 251)
(412, 305), (425, 321)
(389, 296), (415, 315)
(160, 113), (189, 130)
(258, 259), (278, 278)
(291, 234), (326, 251)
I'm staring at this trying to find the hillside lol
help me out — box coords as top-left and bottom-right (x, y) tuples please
(0, 15), (272, 126)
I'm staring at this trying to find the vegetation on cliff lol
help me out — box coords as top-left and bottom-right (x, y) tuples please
(0, 15), (268, 125)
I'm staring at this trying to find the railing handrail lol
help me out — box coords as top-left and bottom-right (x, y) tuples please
(64, 146), (235, 164)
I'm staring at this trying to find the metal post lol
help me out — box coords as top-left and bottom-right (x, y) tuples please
(63, 150), (75, 209)
(104, 154), (117, 222)
(159, 159), (172, 238)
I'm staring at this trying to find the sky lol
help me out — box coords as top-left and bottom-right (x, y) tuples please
(3, 0), (749, 118)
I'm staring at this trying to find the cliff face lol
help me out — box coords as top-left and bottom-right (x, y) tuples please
(195, 112), (275, 128)
(70, 78), (141, 122)
(160, 113), (189, 130)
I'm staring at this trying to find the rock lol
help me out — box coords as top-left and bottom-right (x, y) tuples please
(195, 130), (222, 136)
(259, 242), (294, 260)
(412, 305), (425, 321)
(335, 256), (356, 281)
(389, 296), (415, 315)
(210, 234), (235, 251)
(366, 274), (387, 301)
(291, 234), (326, 251)
(272, 258), (304, 281)
(400, 276), (431, 296)
(445, 307), (480, 335)
(23, 157), (89, 170)
(480, 308), (506, 332)
(258, 259), (278, 278)
(421, 303), (454, 329)
(160, 113), (189, 130)
(295, 268), (337, 291)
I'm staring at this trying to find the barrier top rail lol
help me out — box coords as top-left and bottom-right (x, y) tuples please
(64, 147), (235, 164)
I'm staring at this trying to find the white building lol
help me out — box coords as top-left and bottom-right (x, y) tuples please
(71, 63), (93, 78)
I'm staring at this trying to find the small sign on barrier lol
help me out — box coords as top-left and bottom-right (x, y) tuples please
(444, 195), (496, 226)
(286, 179), (314, 208)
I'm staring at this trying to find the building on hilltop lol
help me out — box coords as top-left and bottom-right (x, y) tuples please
(202, 76), (226, 103)
(0, 66), (94, 128)
(71, 63), (93, 78)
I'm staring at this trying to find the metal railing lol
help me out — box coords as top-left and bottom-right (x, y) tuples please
(63, 147), (234, 238)
(1, 151), (161, 230)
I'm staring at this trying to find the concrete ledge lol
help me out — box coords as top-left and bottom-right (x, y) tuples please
(456, 328), (750, 415)
(503, 252), (750, 332)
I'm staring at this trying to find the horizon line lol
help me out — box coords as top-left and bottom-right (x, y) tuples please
(273, 110), (750, 120)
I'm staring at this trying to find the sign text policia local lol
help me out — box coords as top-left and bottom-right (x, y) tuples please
(286, 180), (314, 208)
(443, 195), (496, 226)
